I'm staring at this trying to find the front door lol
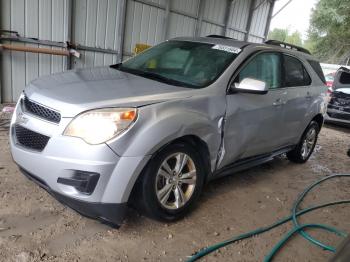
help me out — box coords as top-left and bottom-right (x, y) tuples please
(219, 52), (287, 169)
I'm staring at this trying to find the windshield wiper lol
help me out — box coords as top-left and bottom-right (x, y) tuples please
(135, 70), (186, 87)
(112, 64), (196, 88)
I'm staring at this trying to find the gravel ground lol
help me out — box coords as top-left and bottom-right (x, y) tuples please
(0, 111), (349, 261)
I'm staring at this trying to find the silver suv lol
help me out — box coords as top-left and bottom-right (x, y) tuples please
(10, 36), (328, 226)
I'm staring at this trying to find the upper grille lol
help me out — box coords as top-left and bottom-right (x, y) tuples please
(14, 125), (50, 151)
(23, 97), (61, 123)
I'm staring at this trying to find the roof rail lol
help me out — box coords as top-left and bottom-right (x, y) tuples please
(265, 40), (311, 55)
(206, 35), (236, 40)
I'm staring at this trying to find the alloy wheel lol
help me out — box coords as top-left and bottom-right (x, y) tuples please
(301, 128), (317, 159)
(155, 153), (197, 210)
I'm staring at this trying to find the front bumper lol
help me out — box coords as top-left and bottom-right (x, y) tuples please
(9, 97), (151, 226)
(20, 167), (126, 227)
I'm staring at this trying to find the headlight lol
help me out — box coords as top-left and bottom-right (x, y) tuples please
(63, 108), (137, 144)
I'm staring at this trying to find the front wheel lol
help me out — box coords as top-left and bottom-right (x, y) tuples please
(135, 143), (205, 222)
(287, 121), (320, 163)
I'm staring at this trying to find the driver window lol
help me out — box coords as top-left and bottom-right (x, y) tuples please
(236, 53), (282, 89)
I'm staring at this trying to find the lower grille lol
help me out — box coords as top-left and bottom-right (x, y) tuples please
(327, 112), (350, 121)
(14, 125), (50, 151)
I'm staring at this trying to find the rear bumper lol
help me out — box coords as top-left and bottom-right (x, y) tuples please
(325, 108), (350, 125)
(19, 167), (127, 227)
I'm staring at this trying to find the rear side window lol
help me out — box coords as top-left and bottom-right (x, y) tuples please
(308, 60), (326, 84)
(339, 71), (350, 84)
(283, 55), (311, 87)
(236, 53), (282, 89)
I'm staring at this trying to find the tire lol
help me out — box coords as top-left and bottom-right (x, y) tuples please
(134, 142), (205, 222)
(287, 121), (320, 163)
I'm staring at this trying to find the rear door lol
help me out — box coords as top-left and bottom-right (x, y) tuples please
(281, 54), (313, 145)
(219, 52), (287, 168)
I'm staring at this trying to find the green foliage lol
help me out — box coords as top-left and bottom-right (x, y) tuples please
(268, 28), (289, 42)
(308, 0), (350, 63)
(268, 28), (303, 46)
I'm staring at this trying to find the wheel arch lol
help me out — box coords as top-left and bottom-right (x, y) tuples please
(168, 135), (212, 182)
(128, 134), (212, 204)
(311, 113), (324, 131)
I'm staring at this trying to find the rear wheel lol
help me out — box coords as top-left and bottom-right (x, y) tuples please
(287, 121), (319, 163)
(135, 143), (205, 221)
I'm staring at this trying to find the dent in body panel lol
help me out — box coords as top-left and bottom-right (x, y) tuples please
(107, 94), (227, 173)
(219, 90), (288, 169)
(215, 116), (226, 169)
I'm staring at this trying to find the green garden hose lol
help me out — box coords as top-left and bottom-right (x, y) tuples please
(186, 174), (350, 262)
(291, 174), (350, 252)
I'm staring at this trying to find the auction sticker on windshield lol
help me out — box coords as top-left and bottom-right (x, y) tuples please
(212, 45), (241, 54)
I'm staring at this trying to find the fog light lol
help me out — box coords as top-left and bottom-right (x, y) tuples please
(57, 171), (100, 195)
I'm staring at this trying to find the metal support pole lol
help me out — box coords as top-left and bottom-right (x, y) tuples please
(163, 0), (171, 40)
(0, 67), (2, 103)
(264, 0), (275, 40)
(65, 0), (74, 70)
(244, 0), (257, 41)
(222, 0), (233, 36)
(0, 45), (2, 103)
(116, 0), (127, 62)
(194, 0), (205, 37)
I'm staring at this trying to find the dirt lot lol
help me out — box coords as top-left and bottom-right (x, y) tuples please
(0, 111), (349, 261)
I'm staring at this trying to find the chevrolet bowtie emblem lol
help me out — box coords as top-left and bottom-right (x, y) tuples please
(17, 112), (29, 125)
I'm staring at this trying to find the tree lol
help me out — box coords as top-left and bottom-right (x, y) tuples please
(286, 31), (303, 46)
(308, 0), (350, 64)
(268, 28), (289, 42)
(268, 28), (303, 46)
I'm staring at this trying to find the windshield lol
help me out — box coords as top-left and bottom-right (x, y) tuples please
(115, 41), (240, 88)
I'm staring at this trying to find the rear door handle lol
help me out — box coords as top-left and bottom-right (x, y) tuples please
(306, 91), (312, 100)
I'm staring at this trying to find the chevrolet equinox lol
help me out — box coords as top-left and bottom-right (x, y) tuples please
(10, 36), (328, 226)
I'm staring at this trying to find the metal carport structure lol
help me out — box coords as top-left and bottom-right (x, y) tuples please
(0, 0), (275, 103)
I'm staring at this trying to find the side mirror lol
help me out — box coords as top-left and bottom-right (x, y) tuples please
(232, 78), (268, 94)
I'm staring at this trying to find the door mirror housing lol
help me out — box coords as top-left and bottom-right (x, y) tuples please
(232, 78), (268, 94)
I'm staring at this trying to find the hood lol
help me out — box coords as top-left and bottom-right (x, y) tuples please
(25, 66), (192, 117)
